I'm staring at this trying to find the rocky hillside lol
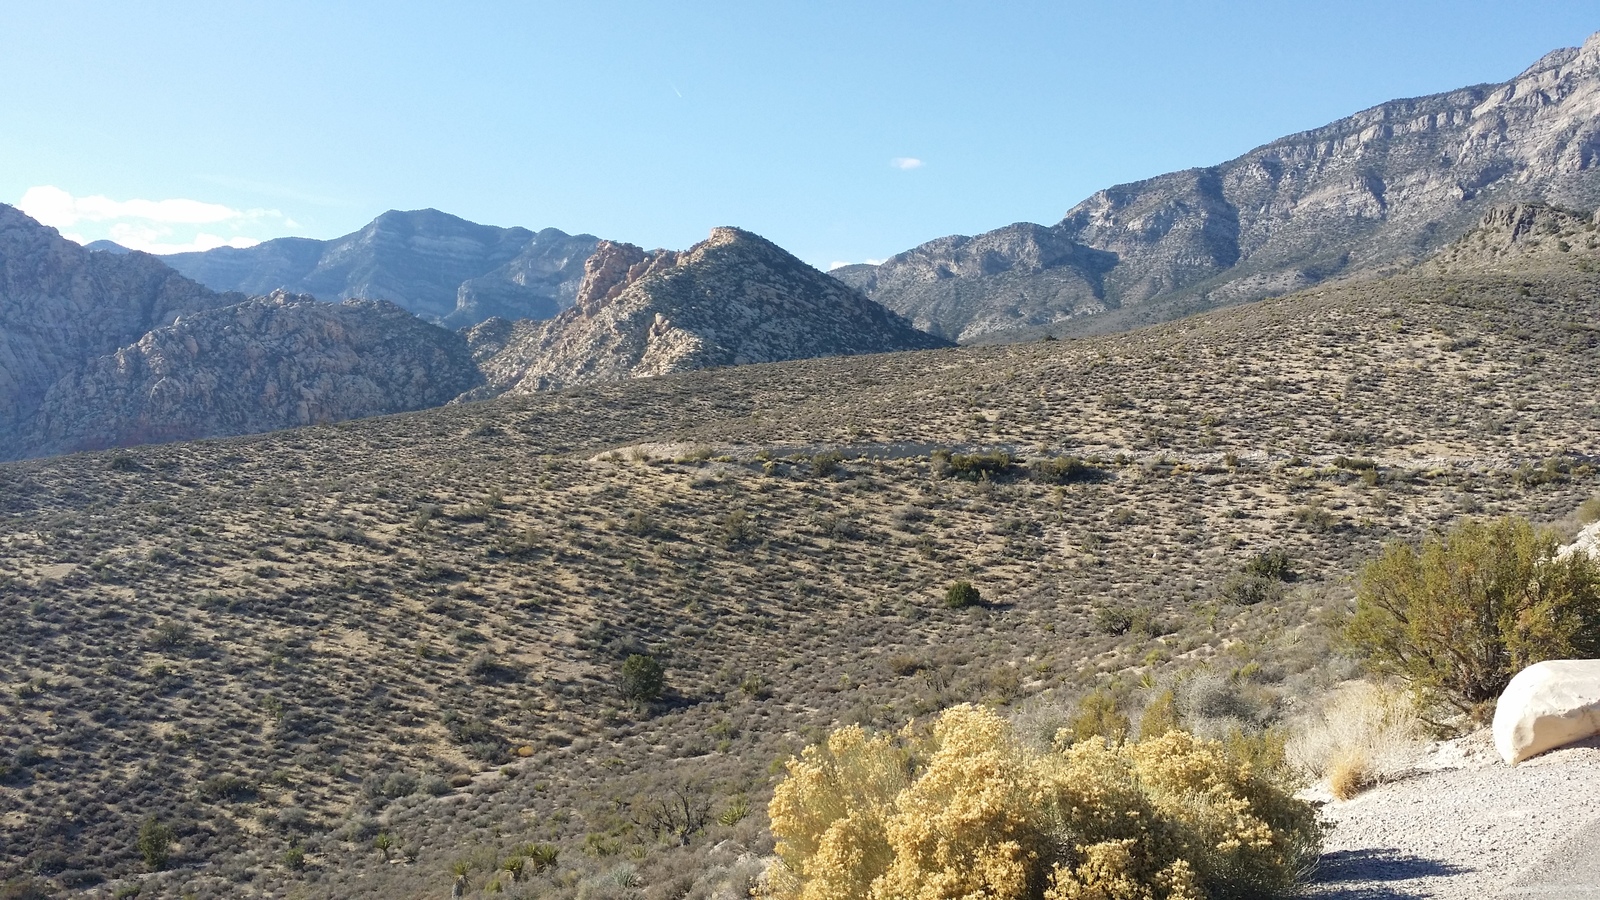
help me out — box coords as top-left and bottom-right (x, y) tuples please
(465, 227), (951, 396)
(0, 204), (241, 457)
(0, 207), (483, 461)
(838, 31), (1600, 342)
(24, 292), (482, 457)
(163, 209), (599, 327)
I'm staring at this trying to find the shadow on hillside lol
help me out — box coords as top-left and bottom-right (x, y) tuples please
(1310, 848), (1471, 898)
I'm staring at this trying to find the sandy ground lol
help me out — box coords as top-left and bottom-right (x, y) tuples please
(1306, 732), (1600, 899)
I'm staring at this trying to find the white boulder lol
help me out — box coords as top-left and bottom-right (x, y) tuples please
(1493, 659), (1600, 764)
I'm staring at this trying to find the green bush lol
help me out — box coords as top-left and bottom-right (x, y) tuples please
(136, 816), (175, 871)
(943, 581), (981, 609)
(1346, 516), (1600, 718)
(1220, 573), (1286, 606)
(1242, 549), (1294, 581)
(1030, 456), (1102, 485)
(951, 450), (1014, 479)
(620, 654), (666, 702)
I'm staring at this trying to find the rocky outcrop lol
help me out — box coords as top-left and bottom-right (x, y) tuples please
(0, 203), (241, 457)
(850, 31), (1600, 342)
(466, 227), (950, 396)
(27, 291), (482, 456)
(1493, 660), (1600, 764)
(164, 209), (599, 327)
(0, 206), (484, 460)
(1427, 203), (1600, 270)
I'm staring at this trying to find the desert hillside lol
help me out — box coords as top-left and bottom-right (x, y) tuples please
(1, 208), (1597, 898)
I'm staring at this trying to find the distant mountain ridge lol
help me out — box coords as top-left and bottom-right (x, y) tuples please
(0, 205), (484, 460)
(163, 208), (600, 328)
(1, 207), (949, 460)
(466, 227), (952, 397)
(837, 31), (1600, 341)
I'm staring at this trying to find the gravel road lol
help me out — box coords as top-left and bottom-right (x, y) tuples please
(1307, 732), (1600, 899)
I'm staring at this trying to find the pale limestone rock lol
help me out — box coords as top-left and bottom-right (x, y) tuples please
(461, 227), (949, 398)
(1493, 660), (1600, 764)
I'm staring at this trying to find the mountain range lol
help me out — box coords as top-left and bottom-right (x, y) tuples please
(161, 208), (600, 328)
(5, 31), (1598, 462)
(832, 31), (1600, 341)
(0, 209), (941, 460)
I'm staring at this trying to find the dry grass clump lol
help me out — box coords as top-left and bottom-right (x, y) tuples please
(1287, 681), (1425, 800)
(766, 704), (1322, 900)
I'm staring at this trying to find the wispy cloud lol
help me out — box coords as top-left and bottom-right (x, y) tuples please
(16, 185), (286, 254)
(890, 157), (923, 170)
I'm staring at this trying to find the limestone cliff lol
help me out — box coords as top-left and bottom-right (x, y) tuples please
(465, 227), (950, 396)
(850, 32), (1600, 342)
(27, 292), (482, 456)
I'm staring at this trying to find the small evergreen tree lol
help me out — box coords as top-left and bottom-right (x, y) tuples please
(137, 815), (175, 871)
(620, 654), (665, 702)
(944, 581), (981, 609)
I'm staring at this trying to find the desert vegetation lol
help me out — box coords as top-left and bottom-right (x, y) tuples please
(0, 241), (1597, 897)
(767, 704), (1321, 900)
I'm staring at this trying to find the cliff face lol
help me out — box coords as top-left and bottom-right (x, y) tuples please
(0, 204), (239, 454)
(0, 207), (482, 460)
(466, 227), (951, 397)
(27, 292), (482, 456)
(850, 32), (1600, 342)
(164, 209), (599, 327)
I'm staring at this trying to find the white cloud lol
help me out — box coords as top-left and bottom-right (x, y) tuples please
(828, 258), (884, 270)
(890, 157), (923, 170)
(16, 185), (283, 254)
(106, 222), (262, 254)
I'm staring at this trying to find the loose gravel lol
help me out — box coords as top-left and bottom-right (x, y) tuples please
(1307, 732), (1600, 899)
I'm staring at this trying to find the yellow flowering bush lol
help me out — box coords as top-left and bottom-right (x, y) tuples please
(767, 705), (1321, 900)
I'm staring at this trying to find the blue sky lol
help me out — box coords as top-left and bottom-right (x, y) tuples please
(2, 2), (1595, 268)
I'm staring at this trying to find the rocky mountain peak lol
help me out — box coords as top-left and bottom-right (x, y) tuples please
(465, 226), (950, 396)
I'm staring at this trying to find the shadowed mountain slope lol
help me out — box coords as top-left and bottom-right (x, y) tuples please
(164, 209), (600, 327)
(0, 207), (483, 460)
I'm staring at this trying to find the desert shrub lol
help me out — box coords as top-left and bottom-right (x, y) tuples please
(1287, 682), (1423, 800)
(1219, 573), (1285, 607)
(1064, 689), (1130, 745)
(1578, 495), (1600, 526)
(766, 704), (1321, 900)
(810, 451), (844, 478)
(1137, 688), (1181, 740)
(943, 450), (1015, 480)
(620, 654), (666, 702)
(720, 508), (758, 546)
(136, 816), (175, 871)
(943, 580), (981, 609)
(1242, 550), (1294, 581)
(198, 773), (257, 803)
(1030, 456), (1102, 485)
(1345, 516), (1600, 718)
